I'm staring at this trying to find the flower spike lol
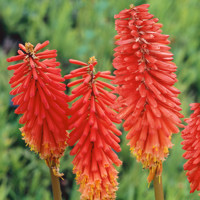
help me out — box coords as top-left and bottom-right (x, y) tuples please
(113, 4), (183, 183)
(66, 57), (122, 200)
(182, 103), (200, 193)
(7, 41), (69, 176)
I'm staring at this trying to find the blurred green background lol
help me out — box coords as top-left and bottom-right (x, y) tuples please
(0, 0), (200, 199)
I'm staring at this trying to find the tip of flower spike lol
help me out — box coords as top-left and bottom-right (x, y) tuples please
(88, 56), (97, 65)
(25, 42), (34, 54)
(88, 56), (97, 71)
(129, 4), (135, 9)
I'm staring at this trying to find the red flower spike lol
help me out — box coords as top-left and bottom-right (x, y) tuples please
(182, 103), (200, 193)
(113, 4), (183, 183)
(7, 41), (69, 177)
(66, 56), (122, 200)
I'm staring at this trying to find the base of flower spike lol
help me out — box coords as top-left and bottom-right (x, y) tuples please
(46, 159), (64, 179)
(130, 145), (169, 183)
(147, 163), (162, 184)
(21, 125), (68, 178)
(74, 165), (118, 200)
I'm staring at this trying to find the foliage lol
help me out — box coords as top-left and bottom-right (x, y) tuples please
(0, 0), (200, 199)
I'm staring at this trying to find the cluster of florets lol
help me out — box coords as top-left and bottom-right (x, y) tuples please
(113, 4), (183, 182)
(65, 57), (122, 200)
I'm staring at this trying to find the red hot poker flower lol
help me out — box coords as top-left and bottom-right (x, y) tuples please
(7, 41), (68, 176)
(182, 103), (200, 193)
(113, 4), (183, 182)
(65, 57), (122, 200)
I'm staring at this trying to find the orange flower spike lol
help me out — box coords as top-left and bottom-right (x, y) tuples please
(113, 4), (183, 183)
(182, 103), (200, 193)
(66, 57), (122, 200)
(7, 41), (69, 176)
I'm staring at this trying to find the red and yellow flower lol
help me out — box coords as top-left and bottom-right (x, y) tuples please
(113, 4), (183, 182)
(7, 41), (68, 176)
(182, 103), (200, 193)
(65, 57), (122, 199)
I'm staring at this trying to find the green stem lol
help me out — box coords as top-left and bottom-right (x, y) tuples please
(153, 175), (164, 200)
(49, 167), (62, 200)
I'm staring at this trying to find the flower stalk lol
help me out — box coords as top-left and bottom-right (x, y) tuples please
(153, 175), (164, 200)
(49, 167), (62, 200)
